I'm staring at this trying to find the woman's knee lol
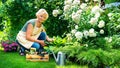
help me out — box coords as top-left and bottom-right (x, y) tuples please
(32, 42), (40, 50)
(38, 32), (46, 40)
(41, 32), (46, 37)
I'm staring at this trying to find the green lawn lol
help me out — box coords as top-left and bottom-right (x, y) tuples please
(0, 47), (87, 68)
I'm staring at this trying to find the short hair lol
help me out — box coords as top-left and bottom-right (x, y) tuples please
(36, 9), (49, 20)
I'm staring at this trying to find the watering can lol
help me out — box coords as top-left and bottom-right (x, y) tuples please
(44, 43), (66, 66)
(52, 51), (66, 66)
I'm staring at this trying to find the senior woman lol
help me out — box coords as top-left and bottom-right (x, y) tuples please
(16, 9), (53, 56)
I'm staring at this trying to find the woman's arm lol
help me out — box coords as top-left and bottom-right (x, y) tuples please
(46, 36), (54, 42)
(26, 23), (46, 46)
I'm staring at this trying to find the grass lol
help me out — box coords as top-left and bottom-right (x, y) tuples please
(0, 47), (88, 68)
(0, 50), (56, 68)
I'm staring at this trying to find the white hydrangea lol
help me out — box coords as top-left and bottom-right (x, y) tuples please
(71, 29), (77, 34)
(64, 0), (73, 5)
(75, 25), (78, 29)
(76, 9), (82, 14)
(85, 0), (89, 2)
(75, 31), (83, 40)
(98, 20), (105, 28)
(64, 5), (71, 12)
(89, 17), (98, 25)
(89, 28), (94, 34)
(89, 28), (97, 37)
(89, 33), (97, 37)
(80, 3), (87, 10)
(52, 10), (60, 17)
(91, 6), (104, 14)
(72, 0), (80, 5)
(91, 6), (100, 14)
(72, 12), (80, 24)
(107, 13), (113, 17)
(95, 12), (100, 18)
(100, 29), (104, 34)
(83, 30), (89, 38)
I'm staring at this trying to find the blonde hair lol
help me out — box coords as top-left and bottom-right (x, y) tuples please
(36, 9), (49, 20)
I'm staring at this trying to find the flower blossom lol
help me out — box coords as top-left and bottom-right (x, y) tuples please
(72, 12), (80, 24)
(95, 12), (100, 18)
(80, 3), (87, 10)
(108, 13), (113, 17)
(76, 9), (82, 14)
(75, 31), (83, 40)
(71, 29), (77, 34)
(100, 29), (104, 34)
(72, 0), (80, 5)
(89, 28), (96, 37)
(98, 20), (105, 28)
(52, 10), (60, 17)
(91, 6), (104, 14)
(64, 0), (73, 5)
(83, 30), (89, 38)
(89, 17), (98, 25)
(64, 5), (71, 12)
(85, 0), (89, 2)
(75, 25), (78, 29)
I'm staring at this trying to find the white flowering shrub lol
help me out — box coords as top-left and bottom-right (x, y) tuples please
(53, 1), (120, 67)
(62, 0), (105, 44)
(57, 0), (120, 48)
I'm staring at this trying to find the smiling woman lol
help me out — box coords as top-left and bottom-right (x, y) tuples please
(16, 9), (54, 56)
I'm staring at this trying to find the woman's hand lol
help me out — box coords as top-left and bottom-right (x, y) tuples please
(39, 40), (46, 46)
(48, 38), (54, 42)
(46, 36), (54, 42)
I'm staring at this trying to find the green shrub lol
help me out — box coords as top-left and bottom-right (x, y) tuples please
(105, 0), (120, 4)
(35, 0), (69, 37)
(0, 0), (69, 41)
(0, 0), (37, 41)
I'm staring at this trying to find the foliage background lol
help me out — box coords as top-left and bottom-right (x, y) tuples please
(0, 0), (68, 41)
(0, 0), (119, 41)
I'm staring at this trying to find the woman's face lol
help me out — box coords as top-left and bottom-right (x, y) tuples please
(37, 13), (47, 23)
